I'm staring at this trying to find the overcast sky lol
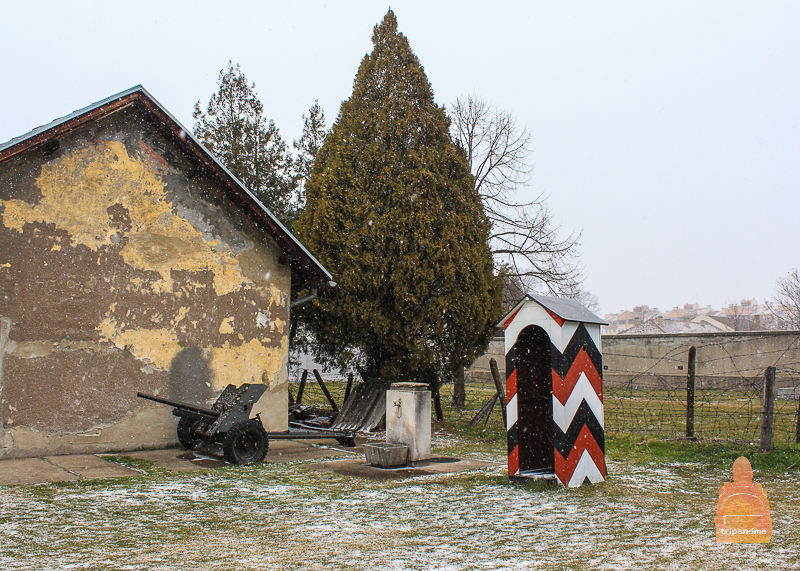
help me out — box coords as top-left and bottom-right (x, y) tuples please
(2, 1), (798, 315)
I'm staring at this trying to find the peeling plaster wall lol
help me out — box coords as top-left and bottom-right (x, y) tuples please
(0, 109), (291, 458)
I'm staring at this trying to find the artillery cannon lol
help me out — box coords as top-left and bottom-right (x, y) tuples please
(138, 383), (269, 465)
(138, 382), (359, 465)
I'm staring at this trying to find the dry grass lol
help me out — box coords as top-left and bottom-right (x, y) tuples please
(1, 425), (798, 570)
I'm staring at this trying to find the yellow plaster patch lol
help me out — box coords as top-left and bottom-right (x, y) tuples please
(98, 318), (181, 371)
(98, 317), (288, 392)
(0, 140), (274, 298)
(210, 338), (287, 390)
(171, 306), (190, 328)
(218, 317), (235, 335)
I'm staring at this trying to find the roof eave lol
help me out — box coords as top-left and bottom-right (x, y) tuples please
(0, 86), (332, 287)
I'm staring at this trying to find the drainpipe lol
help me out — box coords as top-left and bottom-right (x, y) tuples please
(290, 287), (318, 310)
(290, 281), (337, 310)
(286, 281), (337, 383)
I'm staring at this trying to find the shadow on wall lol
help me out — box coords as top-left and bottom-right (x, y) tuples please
(169, 347), (214, 405)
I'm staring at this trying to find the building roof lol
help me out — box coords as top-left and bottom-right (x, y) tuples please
(0, 85), (332, 288)
(607, 310), (636, 321)
(498, 293), (607, 328)
(664, 308), (692, 319)
(622, 318), (722, 335)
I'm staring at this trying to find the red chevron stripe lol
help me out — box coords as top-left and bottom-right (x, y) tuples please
(544, 307), (565, 327)
(503, 308), (521, 329)
(552, 348), (603, 405)
(553, 425), (606, 483)
(508, 445), (519, 476)
(506, 369), (517, 402)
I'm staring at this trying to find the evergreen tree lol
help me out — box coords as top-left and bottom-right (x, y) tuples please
(295, 10), (502, 392)
(293, 100), (327, 212)
(193, 62), (298, 226)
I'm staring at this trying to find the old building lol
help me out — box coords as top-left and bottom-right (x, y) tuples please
(0, 86), (331, 459)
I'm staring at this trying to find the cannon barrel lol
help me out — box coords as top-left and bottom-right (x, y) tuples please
(137, 392), (221, 419)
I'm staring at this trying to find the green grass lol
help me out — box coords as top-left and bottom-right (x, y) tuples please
(607, 435), (800, 475)
(2, 425), (798, 570)
(3, 378), (800, 570)
(433, 383), (800, 476)
(604, 388), (799, 444)
(294, 377), (800, 473)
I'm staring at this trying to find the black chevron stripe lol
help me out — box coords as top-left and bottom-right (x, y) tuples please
(553, 399), (605, 458)
(550, 323), (602, 380)
(507, 422), (519, 455)
(505, 345), (516, 382)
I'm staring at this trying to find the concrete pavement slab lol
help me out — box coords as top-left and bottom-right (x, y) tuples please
(0, 440), (392, 484)
(0, 458), (78, 486)
(45, 454), (140, 479)
(264, 439), (355, 463)
(125, 449), (226, 472)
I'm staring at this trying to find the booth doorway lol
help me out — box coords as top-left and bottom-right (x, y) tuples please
(516, 325), (554, 474)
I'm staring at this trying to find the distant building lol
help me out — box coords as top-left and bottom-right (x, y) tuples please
(603, 299), (777, 335)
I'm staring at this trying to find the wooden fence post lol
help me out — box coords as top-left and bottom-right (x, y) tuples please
(489, 358), (507, 428)
(796, 389), (800, 444)
(796, 391), (800, 445)
(760, 366), (776, 453)
(295, 369), (308, 404)
(686, 346), (696, 440)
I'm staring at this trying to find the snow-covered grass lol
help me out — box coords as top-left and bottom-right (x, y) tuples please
(1, 436), (798, 570)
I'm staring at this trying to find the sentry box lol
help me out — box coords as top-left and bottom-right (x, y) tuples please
(497, 294), (607, 487)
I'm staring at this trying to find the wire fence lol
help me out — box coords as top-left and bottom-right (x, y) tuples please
(602, 332), (800, 444)
(289, 331), (800, 445)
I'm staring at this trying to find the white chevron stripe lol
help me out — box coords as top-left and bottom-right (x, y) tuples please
(587, 324), (602, 355)
(566, 449), (605, 487)
(552, 372), (604, 432)
(506, 394), (518, 431)
(552, 321), (579, 354)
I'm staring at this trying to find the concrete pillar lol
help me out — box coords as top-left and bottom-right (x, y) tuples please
(386, 382), (431, 462)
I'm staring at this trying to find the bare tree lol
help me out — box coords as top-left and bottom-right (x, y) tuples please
(499, 263), (527, 311)
(447, 95), (585, 407)
(771, 269), (800, 329)
(449, 94), (583, 293)
(559, 283), (601, 315)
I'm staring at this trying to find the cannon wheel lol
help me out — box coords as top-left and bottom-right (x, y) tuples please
(222, 420), (269, 465)
(335, 436), (356, 447)
(177, 418), (203, 450)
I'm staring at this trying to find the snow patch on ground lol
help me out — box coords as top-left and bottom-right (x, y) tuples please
(0, 457), (797, 570)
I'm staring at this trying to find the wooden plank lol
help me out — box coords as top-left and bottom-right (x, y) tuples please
(313, 369), (339, 414)
(343, 372), (354, 406)
(467, 393), (499, 428)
